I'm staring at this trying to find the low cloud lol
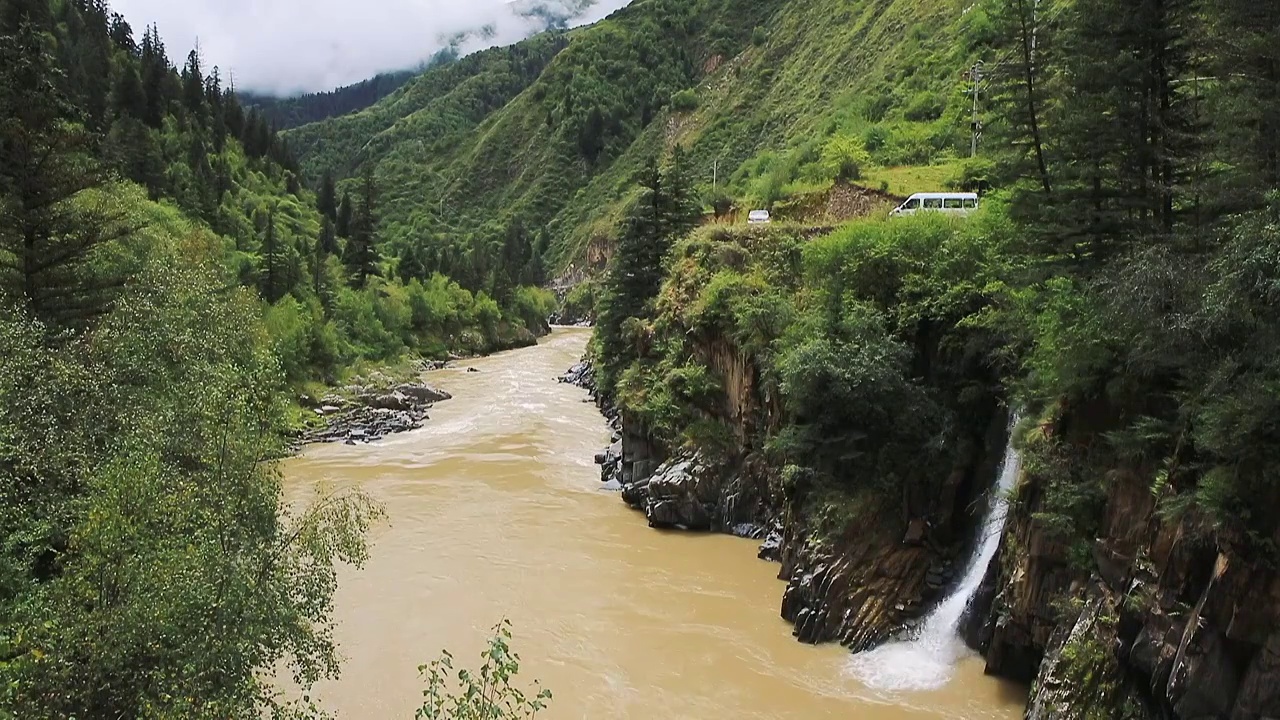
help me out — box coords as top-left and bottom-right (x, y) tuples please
(108, 0), (633, 95)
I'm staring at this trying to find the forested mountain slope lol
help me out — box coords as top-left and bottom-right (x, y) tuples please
(243, 68), (423, 131)
(0, 0), (555, 714)
(288, 0), (982, 274)
(570, 0), (1280, 716)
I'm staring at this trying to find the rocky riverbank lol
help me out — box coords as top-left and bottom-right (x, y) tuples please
(560, 356), (994, 652)
(297, 362), (455, 447)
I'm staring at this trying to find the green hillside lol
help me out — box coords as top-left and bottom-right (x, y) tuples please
(288, 0), (984, 276)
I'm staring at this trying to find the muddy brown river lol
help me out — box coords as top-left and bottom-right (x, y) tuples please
(284, 328), (1026, 719)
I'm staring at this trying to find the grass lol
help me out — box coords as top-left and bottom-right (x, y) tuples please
(861, 163), (961, 197)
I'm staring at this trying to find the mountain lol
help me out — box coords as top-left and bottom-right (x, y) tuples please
(242, 68), (425, 131)
(243, 0), (631, 132)
(287, 0), (979, 275)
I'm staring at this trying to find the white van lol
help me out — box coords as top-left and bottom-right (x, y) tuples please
(748, 210), (772, 225)
(890, 192), (979, 217)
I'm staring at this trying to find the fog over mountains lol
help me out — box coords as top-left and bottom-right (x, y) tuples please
(108, 0), (633, 95)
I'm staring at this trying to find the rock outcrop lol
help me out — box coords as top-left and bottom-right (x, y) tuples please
(565, 354), (1011, 657)
(615, 453), (770, 535)
(976, 456), (1280, 718)
(303, 381), (453, 446)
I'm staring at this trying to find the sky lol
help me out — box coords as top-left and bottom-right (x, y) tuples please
(108, 0), (633, 96)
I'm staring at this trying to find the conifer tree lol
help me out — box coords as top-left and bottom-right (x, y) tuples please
(345, 167), (381, 288)
(258, 206), (284, 303)
(595, 151), (700, 396)
(317, 169), (338, 221)
(0, 21), (131, 331)
(139, 25), (168, 128)
(985, 0), (1055, 199)
(336, 189), (353, 238)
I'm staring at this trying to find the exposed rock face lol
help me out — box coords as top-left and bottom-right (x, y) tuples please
(1023, 583), (1159, 720)
(615, 453), (769, 532)
(980, 463), (1280, 718)
(778, 528), (936, 649)
(565, 353), (1011, 659)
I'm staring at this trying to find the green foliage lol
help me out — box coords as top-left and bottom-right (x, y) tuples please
(671, 88), (700, 113)
(559, 279), (600, 323)
(595, 150), (702, 398)
(417, 620), (551, 720)
(0, 8), (557, 716)
(820, 134), (873, 182)
(286, 0), (972, 273)
(0, 228), (383, 719)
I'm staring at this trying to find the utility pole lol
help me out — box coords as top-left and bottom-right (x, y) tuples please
(970, 61), (984, 158)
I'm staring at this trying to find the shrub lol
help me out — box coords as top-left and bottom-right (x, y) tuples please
(821, 134), (873, 182)
(671, 88), (699, 112)
(418, 620), (551, 720)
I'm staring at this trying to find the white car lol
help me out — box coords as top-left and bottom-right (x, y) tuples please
(890, 192), (979, 216)
(748, 210), (771, 224)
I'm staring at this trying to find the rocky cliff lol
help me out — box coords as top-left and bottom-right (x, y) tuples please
(565, 332), (1012, 655)
(964, 418), (1280, 719)
(570, 343), (1280, 719)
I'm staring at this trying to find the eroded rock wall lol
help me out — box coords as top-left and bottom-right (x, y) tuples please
(978, 459), (1280, 718)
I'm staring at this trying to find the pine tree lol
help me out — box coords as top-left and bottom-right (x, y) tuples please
(0, 22), (131, 331)
(522, 229), (549, 286)
(181, 47), (206, 121)
(112, 62), (146, 120)
(336, 190), (353, 238)
(1033, 0), (1201, 264)
(139, 25), (168, 129)
(1204, 0), (1280, 204)
(258, 207), (286, 303)
(317, 170), (338, 220)
(344, 167), (380, 288)
(107, 11), (134, 53)
(986, 0), (1055, 199)
(318, 215), (338, 256)
(661, 144), (701, 240)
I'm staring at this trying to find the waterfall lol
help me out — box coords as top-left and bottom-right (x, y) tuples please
(845, 422), (1021, 692)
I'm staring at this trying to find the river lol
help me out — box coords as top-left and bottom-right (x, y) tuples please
(284, 328), (1027, 719)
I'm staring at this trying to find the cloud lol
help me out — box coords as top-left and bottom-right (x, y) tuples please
(107, 0), (633, 96)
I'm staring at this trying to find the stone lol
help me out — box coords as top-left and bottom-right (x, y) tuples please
(758, 531), (784, 562)
(395, 382), (451, 403)
(642, 455), (717, 531)
(903, 519), (928, 545)
(366, 392), (411, 411)
(620, 480), (649, 509)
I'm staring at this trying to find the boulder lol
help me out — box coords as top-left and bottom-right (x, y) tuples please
(642, 455), (719, 530)
(395, 382), (451, 404)
(365, 392), (411, 411)
(758, 530), (784, 562)
(620, 479), (650, 508)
